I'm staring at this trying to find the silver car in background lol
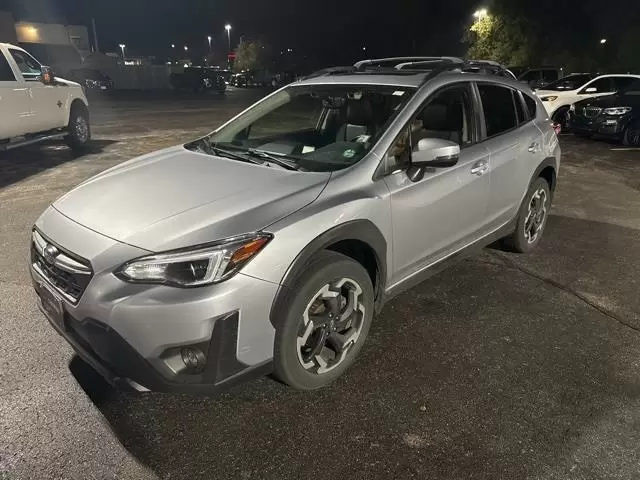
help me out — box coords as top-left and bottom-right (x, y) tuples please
(30, 57), (560, 393)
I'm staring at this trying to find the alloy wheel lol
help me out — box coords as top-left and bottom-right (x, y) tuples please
(296, 278), (365, 374)
(626, 123), (640, 146)
(75, 116), (89, 143)
(524, 188), (548, 244)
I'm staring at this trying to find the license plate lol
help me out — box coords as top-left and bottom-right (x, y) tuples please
(38, 281), (64, 328)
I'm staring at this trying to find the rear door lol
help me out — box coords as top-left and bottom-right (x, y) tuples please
(7, 48), (67, 132)
(477, 83), (542, 229)
(0, 47), (31, 139)
(382, 82), (491, 285)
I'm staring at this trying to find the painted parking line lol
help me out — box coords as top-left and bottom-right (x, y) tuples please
(610, 147), (640, 151)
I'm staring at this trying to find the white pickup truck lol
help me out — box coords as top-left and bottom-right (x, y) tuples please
(0, 43), (91, 151)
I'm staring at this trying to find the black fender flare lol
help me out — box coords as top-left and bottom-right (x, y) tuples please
(269, 220), (387, 328)
(531, 157), (558, 192)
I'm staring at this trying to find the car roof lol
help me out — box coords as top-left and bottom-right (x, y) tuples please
(295, 70), (530, 91)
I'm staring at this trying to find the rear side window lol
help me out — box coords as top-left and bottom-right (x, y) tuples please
(542, 69), (559, 82)
(611, 77), (636, 91)
(478, 84), (518, 137)
(513, 91), (527, 124)
(0, 52), (16, 81)
(523, 94), (537, 119)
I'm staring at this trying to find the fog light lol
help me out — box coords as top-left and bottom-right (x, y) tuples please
(181, 347), (206, 371)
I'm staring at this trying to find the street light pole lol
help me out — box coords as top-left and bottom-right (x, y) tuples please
(207, 35), (212, 51)
(119, 43), (126, 58)
(225, 24), (232, 52)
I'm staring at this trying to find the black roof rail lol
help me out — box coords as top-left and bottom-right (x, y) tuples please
(353, 57), (462, 70)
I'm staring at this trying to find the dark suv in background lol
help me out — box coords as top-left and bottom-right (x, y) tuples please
(571, 79), (640, 145)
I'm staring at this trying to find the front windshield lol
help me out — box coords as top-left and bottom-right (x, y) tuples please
(188, 84), (415, 172)
(542, 74), (595, 91)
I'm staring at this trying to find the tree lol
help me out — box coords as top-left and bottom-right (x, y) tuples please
(233, 39), (270, 72)
(463, 11), (530, 66)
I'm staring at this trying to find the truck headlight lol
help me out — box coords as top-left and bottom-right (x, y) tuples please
(116, 233), (271, 287)
(540, 96), (558, 102)
(603, 107), (632, 115)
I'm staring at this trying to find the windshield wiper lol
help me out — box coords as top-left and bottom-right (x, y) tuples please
(245, 148), (302, 171)
(199, 139), (263, 165)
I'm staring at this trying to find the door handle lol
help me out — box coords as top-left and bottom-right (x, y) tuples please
(471, 160), (489, 176)
(528, 142), (540, 153)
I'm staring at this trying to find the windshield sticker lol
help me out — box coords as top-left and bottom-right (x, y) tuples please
(355, 135), (371, 143)
(302, 145), (316, 154)
(393, 90), (405, 96)
(343, 148), (357, 159)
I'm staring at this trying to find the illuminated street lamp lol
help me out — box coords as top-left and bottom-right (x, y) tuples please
(184, 45), (188, 52)
(225, 24), (232, 52)
(171, 43), (175, 48)
(119, 43), (126, 58)
(600, 38), (607, 44)
(473, 8), (488, 18)
(207, 35), (212, 50)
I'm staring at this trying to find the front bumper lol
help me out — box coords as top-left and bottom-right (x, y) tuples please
(30, 207), (278, 393)
(570, 113), (629, 137)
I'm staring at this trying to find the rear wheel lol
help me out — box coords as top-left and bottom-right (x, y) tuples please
(503, 177), (551, 253)
(623, 120), (640, 146)
(65, 105), (91, 151)
(273, 251), (374, 390)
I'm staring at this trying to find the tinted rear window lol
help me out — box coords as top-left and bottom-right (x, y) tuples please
(524, 94), (537, 119)
(478, 84), (518, 137)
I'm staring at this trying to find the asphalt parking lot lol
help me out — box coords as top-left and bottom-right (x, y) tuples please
(1, 88), (640, 480)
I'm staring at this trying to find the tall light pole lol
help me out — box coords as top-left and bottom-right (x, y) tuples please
(473, 8), (488, 18)
(119, 43), (126, 58)
(600, 38), (607, 44)
(207, 35), (212, 51)
(171, 43), (175, 49)
(225, 24), (232, 52)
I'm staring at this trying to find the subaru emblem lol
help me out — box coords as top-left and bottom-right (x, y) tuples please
(43, 244), (59, 264)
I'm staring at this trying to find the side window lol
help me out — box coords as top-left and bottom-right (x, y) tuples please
(580, 77), (612, 94)
(513, 91), (527, 124)
(524, 94), (537, 119)
(0, 52), (16, 81)
(478, 84), (518, 137)
(382, 84), (474, 175)
(520, 70), (539, 82)
(8, 49), (41, 81)
(612, 77), (636, 91)
(542, 69), (559, 82)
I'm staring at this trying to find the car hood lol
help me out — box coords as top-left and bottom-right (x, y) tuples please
(53, 146), (331, 251)
(54, 77), (82, 88)
(535, 89), (575, 97)
(574, 93), (640, 109)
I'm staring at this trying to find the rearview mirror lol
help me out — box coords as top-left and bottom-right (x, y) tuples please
(40, 66), (55, 85)
(584, 87), (597, 93)
(407, 138), (460, 182)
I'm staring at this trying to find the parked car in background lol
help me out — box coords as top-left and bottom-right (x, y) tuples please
(518, 67), (563, 89)
(231, 73), (248, 87)
(536, 73), (640, 132)
(67, 68), (114, 94)
(0, 43), (91, 151)
(571, 79), (640, 145)
(29, 56), (560, 394)
(170, 67), (226, 94)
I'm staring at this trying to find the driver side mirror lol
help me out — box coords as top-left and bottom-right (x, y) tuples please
(40, 66), (55, 85)
(407, 138), (460, 182)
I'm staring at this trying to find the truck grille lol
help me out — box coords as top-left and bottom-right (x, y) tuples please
(31, 230), (93, 303)
(583, 107), (602, 118)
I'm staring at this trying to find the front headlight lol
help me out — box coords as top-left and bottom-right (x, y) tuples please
(116, 233), (272, 287)
(603, 106), (632, 115)
(540, 96), (558, 102)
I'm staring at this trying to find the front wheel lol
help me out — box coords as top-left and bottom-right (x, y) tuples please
(273, 251), (374, 390)
(623, 120), (640, 146)
(65, 106), (91, 150)
(502, 177), (551, 253)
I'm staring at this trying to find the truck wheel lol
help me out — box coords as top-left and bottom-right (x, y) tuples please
(273, 251), (375, 390)
(65, 105), (91, 150)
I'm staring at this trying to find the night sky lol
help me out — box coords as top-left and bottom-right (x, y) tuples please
(0, 0), (636, 69)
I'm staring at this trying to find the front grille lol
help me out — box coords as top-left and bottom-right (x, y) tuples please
(583, 107), (602, 118)
(31, 230), (93, 303)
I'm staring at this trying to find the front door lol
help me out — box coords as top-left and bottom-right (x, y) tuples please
(8, 48), (67, 132)
(0, 48), (31, 139)
(382, 83), (491, 287)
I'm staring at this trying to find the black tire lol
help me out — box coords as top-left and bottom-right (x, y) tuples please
(552, 107), (571, 133)
(65, 105), (91, 151)
(273, 250), (375, 390)
(623, 120), (640, 146)
(502, 177), (552, 253)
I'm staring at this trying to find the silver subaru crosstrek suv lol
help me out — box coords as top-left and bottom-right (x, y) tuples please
(30, 57), (560, 393)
